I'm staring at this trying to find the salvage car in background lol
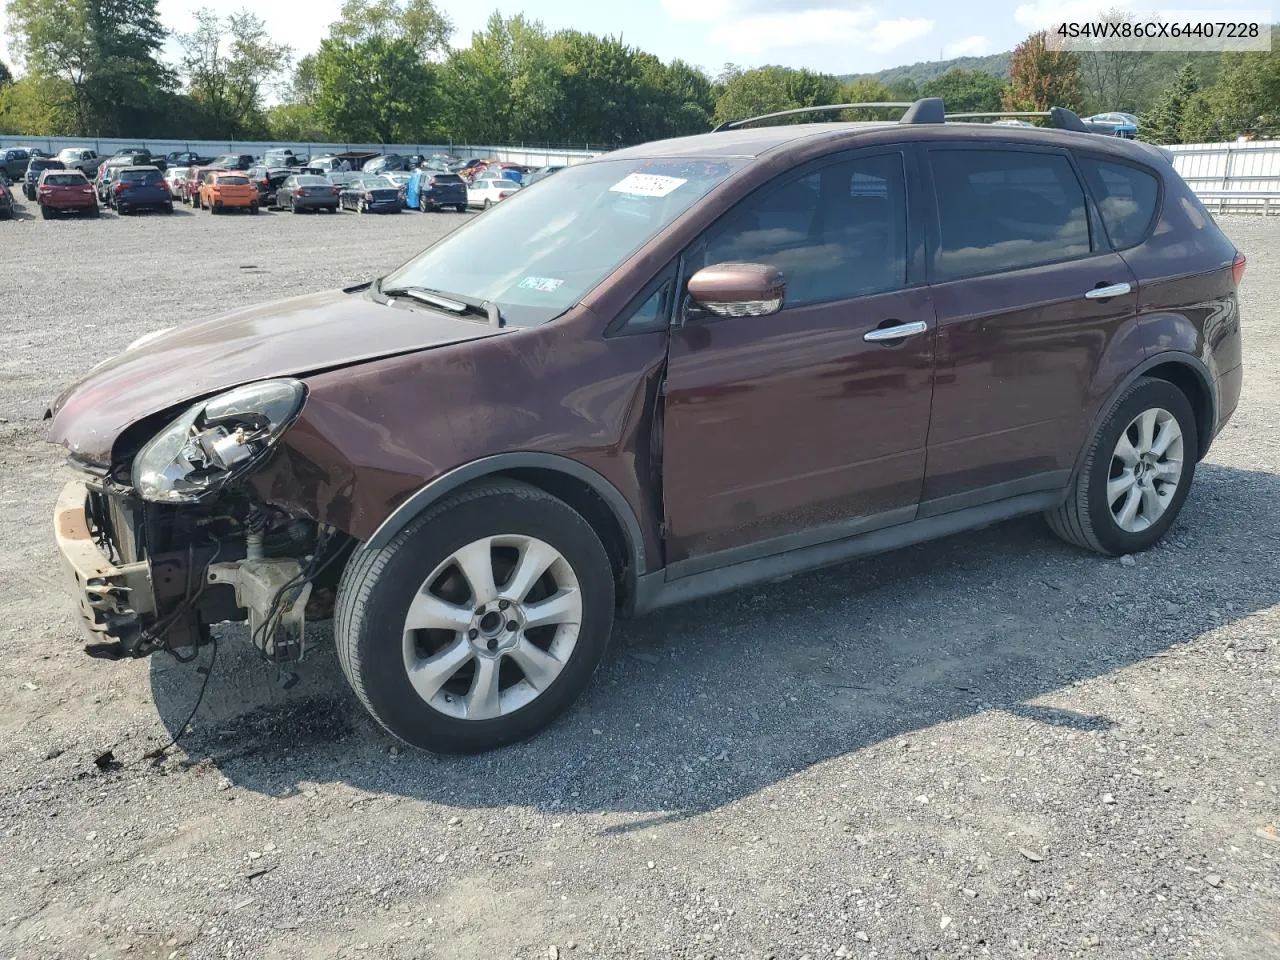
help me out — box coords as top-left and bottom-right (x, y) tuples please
(56, 147), (101, 177)
(36, 170), (99, 218)
(275, 174), (341, 213)
(23, 156), (65, 200)
(164, 166), (191, 199)
(2, 148), (30, 180)
(466, 174), (520, 209)
(0, 179), (14, 219)
(197, 170), (258, 213)
(339, 174), (402, 213)
(109, 166), (174, 215)
(406, 170), (467, 212)
(247, 165), (293, 207)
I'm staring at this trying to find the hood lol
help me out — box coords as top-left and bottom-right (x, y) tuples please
(48, 287), (504, 464)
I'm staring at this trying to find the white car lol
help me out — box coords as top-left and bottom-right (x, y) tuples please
(467, 175), (520, 209)
(164, 166), (191, 198)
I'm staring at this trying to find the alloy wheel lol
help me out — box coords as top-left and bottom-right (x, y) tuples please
(401, 535), (583, 721)
(1108, 407), (1184, 533)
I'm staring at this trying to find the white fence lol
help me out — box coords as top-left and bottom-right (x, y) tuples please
(1169, 140), (1280, 214)
(0, 136), (600, 169)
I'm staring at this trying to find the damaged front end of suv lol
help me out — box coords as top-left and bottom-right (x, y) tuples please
(52, 376), (349, 664)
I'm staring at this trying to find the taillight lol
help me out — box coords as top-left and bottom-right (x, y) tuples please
(295, 188), (305, 197)
(364, 192), (373, 201)
(330, 187), (340, 195)
(113, 182), (125, 193)
(259, 178), (268, 187)
(1232, 253), (1246, 286)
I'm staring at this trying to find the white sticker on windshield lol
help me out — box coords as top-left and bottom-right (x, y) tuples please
(518, 276), (564, 293)
(609, 173), (687, 198)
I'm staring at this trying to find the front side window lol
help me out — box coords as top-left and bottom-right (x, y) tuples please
(380, 157), (747, 327)
(699, 152), (909, 306)
(930, 149), (1092, 281)
(1078, 157), (1160, 249)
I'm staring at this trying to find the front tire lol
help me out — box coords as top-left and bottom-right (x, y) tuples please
(335, 480), (615, 754)
(1046, 376), (1197, 556)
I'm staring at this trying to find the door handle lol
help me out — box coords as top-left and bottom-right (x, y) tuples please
(1084, 282), (1131, 299)
(863, 320), (929, 343)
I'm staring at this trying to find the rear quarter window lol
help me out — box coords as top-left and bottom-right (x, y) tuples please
(1078, 157), (1160, 249)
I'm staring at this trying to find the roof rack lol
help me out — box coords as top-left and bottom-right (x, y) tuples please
(714, 98), (1097, 135)
(711, 102), (915, 132)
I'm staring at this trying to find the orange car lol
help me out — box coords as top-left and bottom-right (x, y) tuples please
(197, 170), (259, 214)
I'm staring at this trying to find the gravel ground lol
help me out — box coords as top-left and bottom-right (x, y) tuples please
(0, 200), (1276, 960)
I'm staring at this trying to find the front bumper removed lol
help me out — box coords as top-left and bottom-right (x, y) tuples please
(53, 480), (155, 651)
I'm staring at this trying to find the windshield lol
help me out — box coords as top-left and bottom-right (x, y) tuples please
(382, 157), (746, 327)
(120, 170), (162, 183)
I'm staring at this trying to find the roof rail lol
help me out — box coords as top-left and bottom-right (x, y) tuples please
(712, 102), (914, 132)
(713, 98), (1101, 136)
(929, 106), (1092, 133)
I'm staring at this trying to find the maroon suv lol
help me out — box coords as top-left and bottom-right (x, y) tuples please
(47, 100), (1244, 754)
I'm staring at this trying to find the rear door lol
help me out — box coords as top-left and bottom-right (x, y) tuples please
(920, 143), (1140, 513)
(661, 148), (936, 570)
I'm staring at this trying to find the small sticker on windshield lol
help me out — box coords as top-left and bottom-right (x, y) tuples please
(518, 276), (564, 292)
(609, 173), (687, 198)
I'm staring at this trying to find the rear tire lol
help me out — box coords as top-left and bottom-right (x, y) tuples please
(456, 204), (467, 212)
(249, 203), (258, 214)
(335, 480), (615, 754)
(1045, 376), (1198, 557)
(39, 205), (49, 219)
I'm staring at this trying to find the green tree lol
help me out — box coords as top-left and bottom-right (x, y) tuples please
(0, 60), (12, 85)
(552, 31), (650, 144)
(1140, 63), (1201, 144)
(0, 74), (77, 134)
(1075, 10), (1145, 114)
(1195, 51), (1280, 140)
(314, 35), (435, 142)
(713, 65), (841, 126)
(921, 69), (1005, 112)
(1002, 30), (1081, 114)
(327, 0), (451, 60)
(438, 13), (562, 143)
(639, 57), (715, 137)
(5, 0), (170, 135)
(178, 8), (292, 138)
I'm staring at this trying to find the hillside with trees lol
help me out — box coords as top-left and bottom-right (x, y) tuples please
(0, 1), (1275, 146)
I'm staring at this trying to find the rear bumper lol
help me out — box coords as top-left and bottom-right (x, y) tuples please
(1215, 364), (1243, 436)
(53, 481), (155, 647)
(44, 199), (96, 210)
(293, 196), (339, 208)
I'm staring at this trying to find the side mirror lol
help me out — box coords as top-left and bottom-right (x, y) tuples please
(686, 262), (785, 319)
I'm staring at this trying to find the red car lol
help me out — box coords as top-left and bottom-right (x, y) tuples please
(37, 169), (99, 218)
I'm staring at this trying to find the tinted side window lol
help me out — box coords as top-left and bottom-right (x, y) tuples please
(1078, 157), (1159, 249)
(930, 149), (1091, 281)
(703, 153), (908, 306)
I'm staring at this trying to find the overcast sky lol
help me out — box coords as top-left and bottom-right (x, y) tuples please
(0, 0), (1259, 79)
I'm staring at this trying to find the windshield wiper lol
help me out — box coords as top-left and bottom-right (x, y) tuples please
(379, 282), (504, 327)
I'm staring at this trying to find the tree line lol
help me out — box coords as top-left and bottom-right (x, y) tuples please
(1, 0), (1277, 146)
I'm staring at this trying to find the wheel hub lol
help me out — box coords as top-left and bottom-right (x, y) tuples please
(469, 600), (523, 656)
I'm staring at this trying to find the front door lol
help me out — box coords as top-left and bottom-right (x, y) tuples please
(661, 149), (936, 574)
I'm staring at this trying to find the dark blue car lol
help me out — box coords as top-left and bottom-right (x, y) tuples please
(109, 166), (173, 215)
(406, 170), (468, 212)
(23, 156), (65, 200)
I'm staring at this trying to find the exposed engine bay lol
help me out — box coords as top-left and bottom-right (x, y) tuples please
(55, 377), (353, 664)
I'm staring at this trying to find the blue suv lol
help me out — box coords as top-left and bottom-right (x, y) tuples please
(109, 166), (173, 215)
(406, 170), (467, 212)
(23, 156), (65, 200)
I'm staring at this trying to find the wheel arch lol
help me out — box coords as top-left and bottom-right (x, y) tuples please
(361, 453), (646, 609)
(1080, 352), (1216, 477)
